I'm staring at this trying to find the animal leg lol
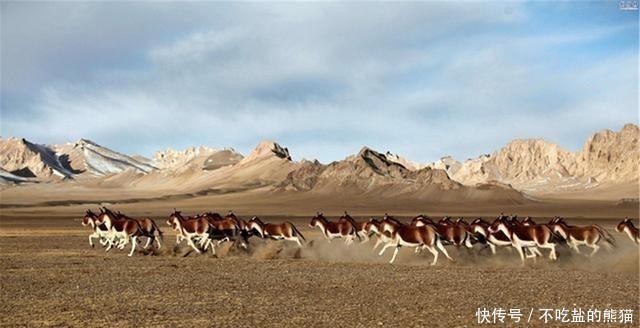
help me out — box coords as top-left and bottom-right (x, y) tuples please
(525, 247), (539, 259)
(88, 233), (96, 248)
(542, 242), (557, 260)
(345, 236), (354, 246)
(187, 237), (202, 254)
(105, 239), (113, 252)
(515, 245), (526, 265)
(128, 236), (138, 257)
(389, 247), (399, 264)
(143, 236), (153, 249)
(572, 241), (582, 254)
(464, 235), (473, 248)
(425, 245), (439, 266)
(379, 242), (394, 256)
(373, 238), (383, 249)
(209, 240), (217, 256)
(589, 243), (599, 257)
(436, 239), (454, 261)
(489, 243), (496, 255)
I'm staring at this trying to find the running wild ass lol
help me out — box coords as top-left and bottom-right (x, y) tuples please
(248, 217), (306, 247)
(616, 218), (639, 244)
(309, 212), (359, 245)
(548, 217), (615, 256)
(96, 209), (144, 256)
(81, 209), (112, 248)
(489, 215), (559, 264)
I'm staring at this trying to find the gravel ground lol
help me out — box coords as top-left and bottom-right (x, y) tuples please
(0, 217), (638, 327)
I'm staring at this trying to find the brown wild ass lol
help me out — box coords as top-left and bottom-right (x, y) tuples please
(223, 211), (253, 246)
(369, 214), (404, 249)
(166, 210), (216, 254)
(411, 215), (475, 248)
(96, 210), (144, 256)
(81, 209), (112, 248)
(489, 215), (559, 264)
(309, 212), (359, 245)
(103, 208), (163, 249)
(248, 217), (306, 246)
(198, 212), (243, 243)
(339, 212), (368, 242)
(374, 222), (453, 264)
(616, 218), (640, 245)
(616, 218), (639, 244)
(467, 218), (513, 255)
(548, 217), (615, 256)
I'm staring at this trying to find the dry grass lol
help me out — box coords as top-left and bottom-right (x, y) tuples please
(0, 216), (638, 327)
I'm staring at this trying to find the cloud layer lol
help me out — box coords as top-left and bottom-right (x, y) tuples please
(1, 2), (638, 163)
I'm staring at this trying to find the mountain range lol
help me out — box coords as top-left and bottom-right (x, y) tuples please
(0, 124), (637, 204)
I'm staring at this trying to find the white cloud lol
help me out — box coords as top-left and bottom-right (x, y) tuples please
(1, 2), (637, 164)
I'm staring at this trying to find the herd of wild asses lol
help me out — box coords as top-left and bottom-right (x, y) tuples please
(81, 207), (640, 264)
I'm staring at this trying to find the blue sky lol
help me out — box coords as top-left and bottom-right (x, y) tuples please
(1, 1), (638, 163)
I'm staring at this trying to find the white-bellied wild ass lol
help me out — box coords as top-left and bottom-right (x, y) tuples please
(339, 212), (364, 243)
(366, 218), (390, 249)
(224, 211), (254, 245)
(489, 215), (559, 264)
(548, 217), (615, 256)
(368, 214), (405, 249)
(197, 211), (245, 248)
(337, 212), (368, 242)
(467, 218), (513, 255)
(166, 210), (215, 254)
(411, 215), (475, 248)
(103, 207), (163, 249)
(96, 209), (144, 256)
(377, 223), (453, 265)
(616, 218), (639, 244)
(81, 209), (112, 248)
(247, 217), (306, 246)
(309, 212), (359, 245)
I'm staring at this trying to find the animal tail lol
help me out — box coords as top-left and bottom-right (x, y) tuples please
(342, 213), (361, 241)
(151, 219), (164, 241)
(594, 224), (616, 247)
(290, 222), (307, 243)
(431, 226), (444, 244)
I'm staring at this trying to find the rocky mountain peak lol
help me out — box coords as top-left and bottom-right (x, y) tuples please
(241, 140), (291, 163)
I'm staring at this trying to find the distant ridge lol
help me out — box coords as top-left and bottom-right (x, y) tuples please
(0, 123), (637, 201)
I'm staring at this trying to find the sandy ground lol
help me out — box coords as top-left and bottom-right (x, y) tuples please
(0, 216), (638, 327)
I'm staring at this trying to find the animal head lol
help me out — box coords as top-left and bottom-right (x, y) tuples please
(309, 212), (325, 228)
(247, 217), (264, 237)
(225, 210), (237, 220)
(166, 210), (182, 229)
(470, 218), (485, 225)
(456, 217), (468, 226)
(364, 220), (381, 234)
(617, 218), (633, 232)
(439, 216), (453, 225)
(489, 216), (508, 233)
(339, 211), (353, 220)
(521, 217), (536, 226)
(81, 209), (96, 226)
(95, 210), (112, 225)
